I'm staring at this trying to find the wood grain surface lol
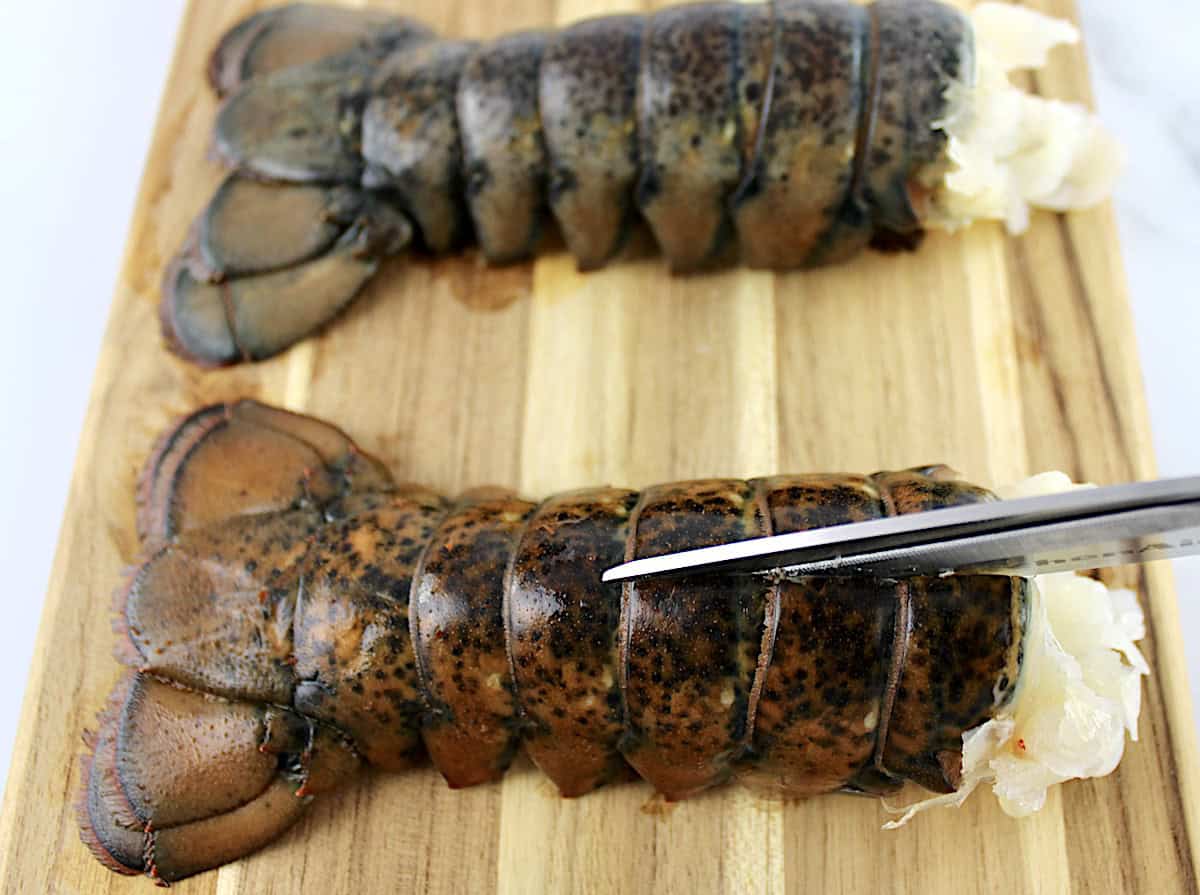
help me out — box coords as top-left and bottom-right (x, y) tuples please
(1, 0), (1197, 892)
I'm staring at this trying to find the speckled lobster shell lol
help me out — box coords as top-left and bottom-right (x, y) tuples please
(80, 401), (1027, 883)
(164, 0), (972, 365)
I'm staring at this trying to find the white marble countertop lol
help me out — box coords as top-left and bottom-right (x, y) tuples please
(0, 0), (1195, 791)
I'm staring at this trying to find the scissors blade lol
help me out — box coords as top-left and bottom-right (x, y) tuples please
(601, 475), (1200, 583)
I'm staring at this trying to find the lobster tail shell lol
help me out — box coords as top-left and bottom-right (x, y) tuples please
(82, 402), (1029, 882)
(165, 0), (976, 365)
(539, 17), (643, 270)
(506, 488), (638, 796)
(456, 31), (551, 263)
(619, 479), (773, 798)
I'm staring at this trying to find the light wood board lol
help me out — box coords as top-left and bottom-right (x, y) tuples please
(2, 0), (1198, 892)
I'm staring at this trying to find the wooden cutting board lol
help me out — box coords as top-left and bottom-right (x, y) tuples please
(2, 0), (1197, 892)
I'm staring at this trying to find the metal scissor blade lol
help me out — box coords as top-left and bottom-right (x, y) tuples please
(601, 475), (1200, 583)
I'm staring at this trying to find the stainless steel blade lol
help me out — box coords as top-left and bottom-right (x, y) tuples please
(602, 475), (1200, 582)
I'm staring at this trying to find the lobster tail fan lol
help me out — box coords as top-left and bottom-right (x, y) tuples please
(77, 673), (144, 877)
(201, 12), (434, 360)
(209, 4), (435, 97)
(79, 671), (360, 884)
(161, 184), (411, 367)
(136, 399), (393, 542)
(187, 175), (368, 281)
(213, 53), (374, 183)
(161, 224), (396, 366)
(80, 402), (396, 882)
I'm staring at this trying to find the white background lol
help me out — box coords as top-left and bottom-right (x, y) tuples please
(0, 1), (1196, 790)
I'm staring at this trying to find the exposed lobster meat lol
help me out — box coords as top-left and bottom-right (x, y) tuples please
(165, 0), (984, 365)
(80, 400), (1028, 883)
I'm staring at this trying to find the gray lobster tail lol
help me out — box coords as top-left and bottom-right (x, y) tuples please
(164, 0), (972, 366)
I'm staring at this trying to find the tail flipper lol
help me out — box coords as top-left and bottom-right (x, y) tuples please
(162, 177), (410, 366)
(209, 4), (434, 97)
(178, 2), (438, 366)
(81, 402), (391, 882)
(79, 671), (359, 884)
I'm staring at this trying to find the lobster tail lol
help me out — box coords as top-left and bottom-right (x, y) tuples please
(166, 0), (979, 365)
(82, 402), (1032, 881)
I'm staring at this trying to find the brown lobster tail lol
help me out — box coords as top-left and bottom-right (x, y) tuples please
(82, 403), (1028, 881)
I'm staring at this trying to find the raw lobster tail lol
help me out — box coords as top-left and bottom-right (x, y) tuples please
(80, 401), (1027, 883)
(165, 0), (972, 365)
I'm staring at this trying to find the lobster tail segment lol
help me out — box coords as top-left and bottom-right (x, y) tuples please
(456, 31), (552, 263)
(539, 17), (643, 270)
(635, 3), (745, 271)
(856, 0), (974, 241)
(618, 480), (774, 799)
(363, 40), (478, 254)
